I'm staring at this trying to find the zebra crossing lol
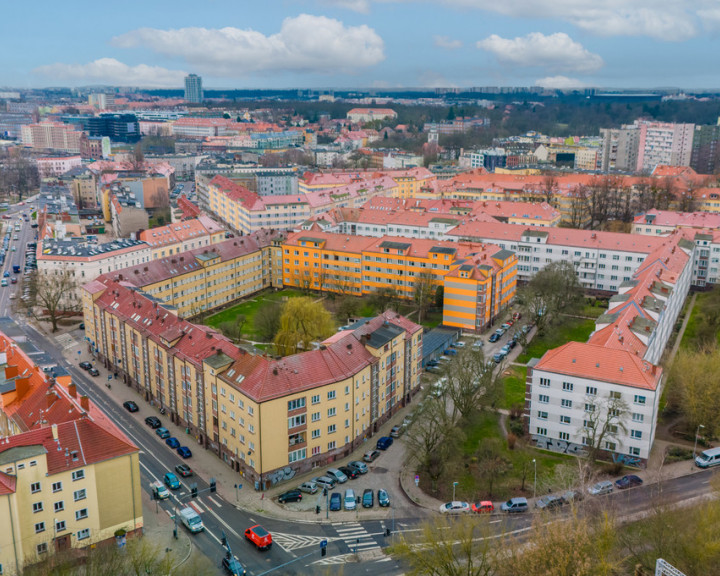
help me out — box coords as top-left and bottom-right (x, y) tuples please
(55, 333), (77, 350)
(332, 521), (381, 553)
(271, 532), (338, 552)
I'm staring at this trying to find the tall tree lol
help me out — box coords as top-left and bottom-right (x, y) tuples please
(413, 272), (436, 323)
(253, 301), (283, 342)
(581, 392), (629, 466)
(274, 297), (335, 355)
(26, 268), (80, 333)
(442, 348), (502, 420)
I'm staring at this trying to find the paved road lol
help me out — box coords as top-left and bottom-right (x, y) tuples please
(0, 199), (36, 316)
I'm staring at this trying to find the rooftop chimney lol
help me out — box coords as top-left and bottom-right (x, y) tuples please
(80, 395), (90, 411)
(68, 383), (77, 398)
(51, 423), (59, 442)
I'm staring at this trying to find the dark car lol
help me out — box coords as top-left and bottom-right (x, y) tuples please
(88, 367), (100, 377)
(362, 488), (374, 508)
(79, 361), (93, 370)
(79, 322), (85, 330)
(177, 446), (192, 459)
(615, 474), (643, 489)
(329, 492), (342, 511)
(535, 494), (564, 511)
(175, 463), (193, 477)
(145, 416), (162, 429)
(278, 489), (303, 503)
(489, 333), (500, 343)
(165, 437), (180, 449)
(376, 436), (393, 450)
(222, 555), (246, 576)
(339, 466), (359, 480)
(507, 339), (517, 349)
(123, 401), (139, 413)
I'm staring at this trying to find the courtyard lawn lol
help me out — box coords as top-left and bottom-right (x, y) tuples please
(203, 288), (307, 341)
(500, 365), (527, 410)
(515, 316), (596, 365)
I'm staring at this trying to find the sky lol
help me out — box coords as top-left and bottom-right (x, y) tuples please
(1, 0), (719, 91)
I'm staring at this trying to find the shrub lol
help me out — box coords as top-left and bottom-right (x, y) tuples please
(665, 445), (694, 463)
(600, 461), (624, 476)
(507, 433), (517, 450)
(509, 419), (525, 438)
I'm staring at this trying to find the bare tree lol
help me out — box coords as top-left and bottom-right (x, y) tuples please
(413, 272), (436, 324)
(541, 173), (558, 205)
(581, 392), (629, 466)
(567, 184), (590, 229)
(442, 348), (503, 420)
(27, 268), (81, 332)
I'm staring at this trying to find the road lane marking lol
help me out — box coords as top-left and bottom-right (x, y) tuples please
(205, 506), (239, 538)
(208, 496), (222, 508)
(489, 519), (501, 524)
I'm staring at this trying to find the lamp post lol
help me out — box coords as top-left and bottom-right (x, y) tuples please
(693, 424), (705, 459)
(532, 459), (537, 500)
(452, 481), (459, 502)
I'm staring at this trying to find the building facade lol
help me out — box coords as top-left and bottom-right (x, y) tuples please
(184, 74), (204, 103)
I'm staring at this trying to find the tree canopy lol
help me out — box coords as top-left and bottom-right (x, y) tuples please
(273, 297), (335, 356)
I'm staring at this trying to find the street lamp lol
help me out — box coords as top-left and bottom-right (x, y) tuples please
(532, 459), (537, 500)
(693, 424), (705, 459)
(452, 481), (459, 501)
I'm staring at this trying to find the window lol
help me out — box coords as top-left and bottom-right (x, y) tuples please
(288, 414), (306, 428)
(37, 543), (48, 555)
(30, 482), (41, 493)
(74, 489), (86, 502)
(631, 430), (643, 440)
(610, 391), (621, 400)
(248, 406), (254, 416)
(629, 447), (641, 456)
(54, 501), (64, 513)
(72, 470), (85, 481)
(586, 386), (597, 396)
(288, 398), (305, 411)
(55, 520), (66, 532)
(538, 394), (549, 404)
(561, 399), (572, 408)
(633, 395), (646, 405)
(345, 419), (350, 428)
(537, 411), (548, 420)
(327, 408), (336, 417)
(32, 502), (43, 513)
(35, 522), (45, 534)
(327, 390), (336, 400)
(77, 528), (90, 541)
(311, 412), (320, 422)
(562, 382), (574, 392)
(288, 448), (306, 463)
(328, 441), (336, 450)
(558, 432), (570, 441)
(604, 441), (617, 451)
(632, 413), (644, 423)
(539, 377), (550, 387)
(328, 424), (336, 434)
(76, 508), (88, 521)
(560, 415), (571, 425)
(312, 429), (321, 439)
(536, 427), (547, 436)
(311, 394), (320, 405)
(52, 482), (62, 493)
(584, 403), (595, 412)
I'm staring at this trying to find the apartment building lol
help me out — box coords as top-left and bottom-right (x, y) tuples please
(0, 331), (142, 575)
(207, 174), (397, 235)
(636, 121), (695, 173)
(632, 209), (720, 236)
(82, 276), (421, 487)
(138, 215), (226, 260)
(96, 230), (283, 318)
(346, 108), (397, 123)
(36, 155), (82, 179)
(527, 233), (694, 465)
(21, 122), (84, 153)
(281, 230), (517, 331)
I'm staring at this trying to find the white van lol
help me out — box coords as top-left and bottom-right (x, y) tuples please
(344, 489), (356, 510)
(695, 446), (720, 468)
(179, 507), (204, 533)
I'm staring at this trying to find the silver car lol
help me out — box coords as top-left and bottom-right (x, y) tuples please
(588, 480), (614, 496)
(312, 476), (337, 491)
(298, 481), (318, 494)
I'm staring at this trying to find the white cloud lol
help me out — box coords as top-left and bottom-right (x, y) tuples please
(112, 15), (385, 76)
(535, 75), (586, 89)
(477, 32), (603, 73)
(321, 0), (371, 13)
(33, 58), (186, 87)
(434, 35), (462, 49)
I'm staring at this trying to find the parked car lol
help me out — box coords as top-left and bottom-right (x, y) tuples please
(500, 344), (511, 355)
(339, 465), (359, 480)
(489, 333), (501, 343)
(123, 401), (139, 413)
(156, 427), (171, 439)
(326, 468), (348, 484)
(347, 461), (368, 474)
(79, 361), (92, 370)
(175, 463), (193, 477)
(390, 425), (403, 438)
(299, 481), (318, 494)
(362, 488), (374, 508)
(472, 341), (484, 350)
(471, 501), (494, 513)
(363, 450), (381, 463)
(588, 480), (614, 496)
(492, 352), (505, 363)
(426, 359), (439, 367)
(278, 489), (303, 503)
(378, 489), (390, 507)
(440, 501), (470, 514)
(615, 475), (643, 489)
(507, 339), (517, 349)
(344, 489), (356, 510)
(312, 476), (337, 491)
(244, 525), (272, 550)
(145, 416), (162, 429)
(501, 497), (529, 513)
(165, 437), (181, 449)
(521, 324), (532, 334)
(535, 494), (564, 511)
(329, 492), (342, 511)
(512, 312), (522, 320)
(88, 367), (100, 377)
(177, 446), (192, 459)
(376, 436), (393, 450)
(454, 341), (466, 348)
(163, 472), (181, 490)
(561, 490), (583, 504)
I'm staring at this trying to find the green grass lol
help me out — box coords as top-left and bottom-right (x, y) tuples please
(515, 316), (596, 364)
(203, 288), (307, 341)
(501, 365), (527, 409)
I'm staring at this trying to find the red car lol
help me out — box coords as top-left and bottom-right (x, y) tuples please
(245, 525), (272, 550)
(512, 312), (522, 320)
(471, 501), (494, 513)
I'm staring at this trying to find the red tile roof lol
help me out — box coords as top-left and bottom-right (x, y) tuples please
(0, 471), (17, 495)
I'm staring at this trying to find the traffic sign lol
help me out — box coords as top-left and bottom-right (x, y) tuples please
(414, 475), (420, 487)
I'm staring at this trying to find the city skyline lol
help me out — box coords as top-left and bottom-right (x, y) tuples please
(1, 1), (718, 91)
